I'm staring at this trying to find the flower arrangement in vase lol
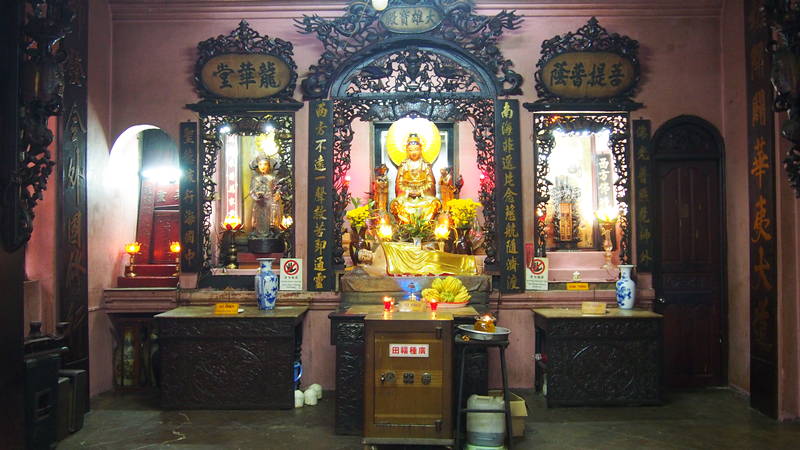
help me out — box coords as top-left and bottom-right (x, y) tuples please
(345, 200), (372, 264)
(397, 213), (433, 246)
(446, 198), (481, 254)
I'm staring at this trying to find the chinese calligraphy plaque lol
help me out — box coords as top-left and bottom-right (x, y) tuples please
(379, 5), (442, 34)
(533, 17), (640, 109)
(199, 54), (292, 99)
(194, 20), (297, 102)
(541, 52), (635, 100)
(179, 122), (202, 272)
(745, 0), (777, 419)
(633, 120), (654, 272)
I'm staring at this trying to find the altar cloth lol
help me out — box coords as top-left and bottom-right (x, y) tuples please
(381, 242), (477, 276)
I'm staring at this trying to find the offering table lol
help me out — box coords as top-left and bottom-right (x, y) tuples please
(533, 308), (662, 407)
(157, 305), (307, 409)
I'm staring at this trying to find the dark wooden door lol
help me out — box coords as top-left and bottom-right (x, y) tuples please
(654, 160), (723, 387)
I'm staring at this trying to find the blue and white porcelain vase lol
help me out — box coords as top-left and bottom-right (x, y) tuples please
(255, 258), (279, 310)
(616, 264), (636, 309)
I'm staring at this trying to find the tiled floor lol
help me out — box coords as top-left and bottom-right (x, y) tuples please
(59, 388), (800, 449)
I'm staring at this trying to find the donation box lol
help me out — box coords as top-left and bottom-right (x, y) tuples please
(363, 312), (453, 445)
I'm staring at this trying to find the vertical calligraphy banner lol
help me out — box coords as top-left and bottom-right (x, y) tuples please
(494, 99), (525, 292)
(308, 100), (335, 291)
(58, 0), (88, 377)
(745, 0), (778, 418)
(179, 122), (201, 273)
(633, 120), (654, 272)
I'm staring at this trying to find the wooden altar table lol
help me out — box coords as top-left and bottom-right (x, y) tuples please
(157, 305), (307, 409)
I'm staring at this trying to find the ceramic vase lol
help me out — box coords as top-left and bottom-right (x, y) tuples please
(255, 258), (279, 310)
(453, 227), (473, 255)
(349, 228), (369, 265)
(616, 264), (636, 309)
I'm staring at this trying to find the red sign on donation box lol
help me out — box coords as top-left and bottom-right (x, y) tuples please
(389, 344), (430, 358)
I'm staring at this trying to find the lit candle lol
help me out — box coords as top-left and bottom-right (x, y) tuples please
(383, 296), (393, 311)
(169, 241), (181, 254)
(429, 298), (439, 312)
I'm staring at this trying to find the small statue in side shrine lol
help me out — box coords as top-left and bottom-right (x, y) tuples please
(439, 167), (457, 206)
(249, 155), (283, 238)
(389, 133), (442, 223)
(372, 163), (389, 212)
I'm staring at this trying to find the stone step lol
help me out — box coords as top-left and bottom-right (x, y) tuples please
(117, 275), (178, 288)
(129, 264), (178, 277)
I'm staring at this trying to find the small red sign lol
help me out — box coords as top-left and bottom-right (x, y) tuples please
(389, 343), (429, 358)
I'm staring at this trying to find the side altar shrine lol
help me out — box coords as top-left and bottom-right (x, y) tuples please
(102, 2), (659, 448)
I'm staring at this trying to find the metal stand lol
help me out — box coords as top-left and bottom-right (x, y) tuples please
(454, 335), (513, 450)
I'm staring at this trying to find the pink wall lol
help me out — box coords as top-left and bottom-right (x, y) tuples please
(87, 0), (114, 396)
(25, 116), (59, 336)
(81, 0), (797, 415)
(721, 0), (750, 395)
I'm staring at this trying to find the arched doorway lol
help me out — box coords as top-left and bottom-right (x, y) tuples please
(652, 115), (726, 388)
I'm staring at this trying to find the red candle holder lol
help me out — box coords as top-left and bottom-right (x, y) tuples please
(383, 296), (394, 312)
(429, 299), (439, 312)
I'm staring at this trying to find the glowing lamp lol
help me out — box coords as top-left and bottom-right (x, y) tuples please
(434, 223), (450, 240)
(281, 215), (294, 230)
(125, 242), (141, 255)
(594, 208), (619, 224)
(383, 296), (394, 312)
(378, 221), (393, 240)
(169, 241), (181, 277)
(124, 242), (141, 278)
(372, 0), (388, 11)
(429, 298), (439, 312)
(223, 215), (243, 231)
(595, 208), (618, 269)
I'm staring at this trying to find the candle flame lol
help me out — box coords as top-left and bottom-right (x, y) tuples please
(169, 241), (181, 253)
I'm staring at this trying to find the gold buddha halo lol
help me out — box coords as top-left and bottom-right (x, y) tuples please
(385, 117), (441, 166)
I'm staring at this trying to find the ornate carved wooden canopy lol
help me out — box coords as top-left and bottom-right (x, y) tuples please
(295, 0), (523, 101)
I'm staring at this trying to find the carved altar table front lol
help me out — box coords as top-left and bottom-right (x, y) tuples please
(157, 305), (307, 409)
(533, 308), (662, 407)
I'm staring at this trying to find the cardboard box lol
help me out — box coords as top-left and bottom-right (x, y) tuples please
(488, 390), (528, 437)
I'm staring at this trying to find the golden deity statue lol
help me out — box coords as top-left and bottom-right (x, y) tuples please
(389, 133), (442, 223)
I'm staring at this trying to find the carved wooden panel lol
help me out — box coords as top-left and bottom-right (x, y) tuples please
(151, 210), (180, 263)
(159, 315), (302, 409)
(536, 315), (662, 407)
